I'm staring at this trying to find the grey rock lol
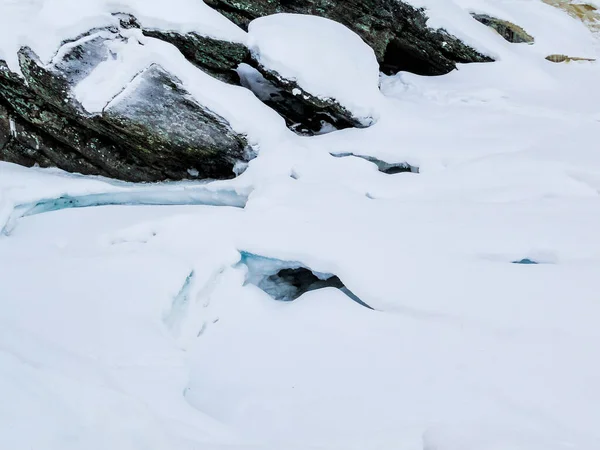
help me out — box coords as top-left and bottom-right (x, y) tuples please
(142, 29), (249, 84)
(0, 29), (252, 181)
(103, 63), (250, 178)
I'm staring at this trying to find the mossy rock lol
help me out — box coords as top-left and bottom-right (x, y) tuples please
(472, 14), (534, 44)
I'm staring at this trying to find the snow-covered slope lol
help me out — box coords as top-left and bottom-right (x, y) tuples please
(1, 1), (600, 450)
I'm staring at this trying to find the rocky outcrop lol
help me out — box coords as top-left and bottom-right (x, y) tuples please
(204, 0), (493, 75)
(142, 30), (248, 85)
(472, 14), (534, 43)
(0, 29), (251, 182)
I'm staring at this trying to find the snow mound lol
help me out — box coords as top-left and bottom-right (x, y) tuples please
(0, 0), (246, 74)
(248, 13), (383, 120)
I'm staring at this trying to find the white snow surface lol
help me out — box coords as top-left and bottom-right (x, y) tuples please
(2, 0), (600, 450)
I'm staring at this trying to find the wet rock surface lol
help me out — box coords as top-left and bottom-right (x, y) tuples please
(205, 0), (493, 75)
(142, 30), (249, 85)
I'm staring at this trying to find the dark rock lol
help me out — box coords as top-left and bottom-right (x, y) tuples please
(1, 56), (155, 180)
(238, 63), (371, 135)
(143, 29), (249, 84)
(204, 0), (493, 75)
(0, 102), (112, 176)
(102, 64), (250, 178)
(139, 20), (364, 135)
(0, 28), (252, 181)
(113, 12), (142, 29)
(472, 14), (534, 44)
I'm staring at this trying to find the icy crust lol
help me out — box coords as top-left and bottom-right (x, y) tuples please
(0, 0), (246, 74)
(248, 13), (383, 121)
(0, 163), (250, 235)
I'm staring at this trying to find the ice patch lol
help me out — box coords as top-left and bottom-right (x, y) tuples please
(1, 187), (248, 236)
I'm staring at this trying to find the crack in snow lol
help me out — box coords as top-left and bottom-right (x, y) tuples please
(1, 187), (248, 236)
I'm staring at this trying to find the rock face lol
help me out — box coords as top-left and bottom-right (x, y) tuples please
(0, 29), (251, 182)
(204, 0), (493, 75)
(1, 2), (496, 179)
(238, 63), (370, 135)
(472, 14), (534, 44)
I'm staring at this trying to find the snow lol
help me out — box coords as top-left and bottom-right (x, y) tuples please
(2, 0), (600, 450)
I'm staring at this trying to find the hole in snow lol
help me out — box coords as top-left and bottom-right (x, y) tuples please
(512, 258), (540, 265)
(331, 152), (419, 174)
(239, 252), (372, 309)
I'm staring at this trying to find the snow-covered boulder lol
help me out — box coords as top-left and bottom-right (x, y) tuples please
(0, 26), (252, 181)
(471, 14), (534, 44)
(243, 13), (380, 134)
(205, 0), (493, 75)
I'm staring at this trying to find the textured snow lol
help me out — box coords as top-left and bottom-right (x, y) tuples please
(2, 0), (600, 450)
